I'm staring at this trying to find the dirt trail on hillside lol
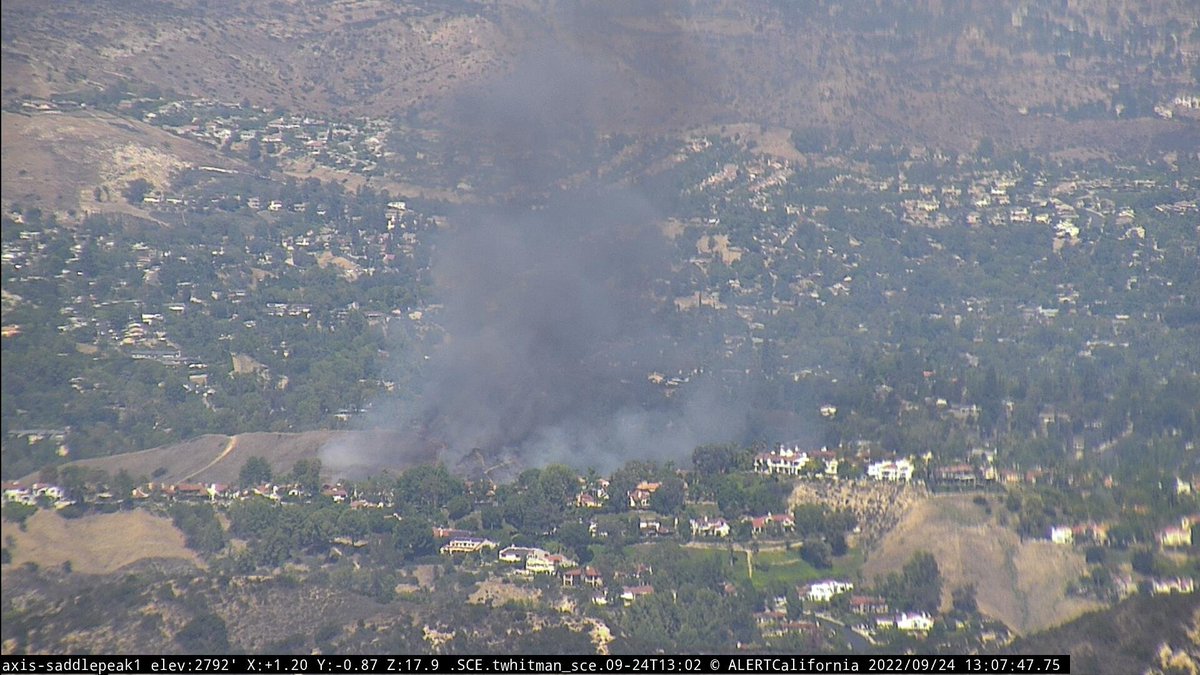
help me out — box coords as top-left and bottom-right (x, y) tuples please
(862, 494), (1101, 635)
(182, 436), (238, 482)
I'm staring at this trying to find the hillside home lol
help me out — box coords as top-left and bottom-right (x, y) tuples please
(896, 613), (934, 633)
(806, 580), (853, 603)
(621, 585), (654, 605)
(754, 445), (811, 475)
(498, 546), (549, 564)
(690, 517), (731, 538)
(627, 481), (660, 509)
(439, 537), (497, 555)
(867, 458), (915, 482)
(849, 595), (889, 615)
(748, 513), (795, 535)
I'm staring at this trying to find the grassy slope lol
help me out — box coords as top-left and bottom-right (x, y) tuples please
(1, 508), (199, 574)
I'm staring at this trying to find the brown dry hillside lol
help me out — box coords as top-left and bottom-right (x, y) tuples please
(4, 1), (1196, 156)
(0, 509), (198, 574)
(35, 430), (431, 486)
(1, 109), (246, 222)
(862, 493), (1102, 636)
(1, 0), (514, 119)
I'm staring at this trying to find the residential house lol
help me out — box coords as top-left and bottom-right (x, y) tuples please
(439, 537), (497, 555)
(628, 481), (660, 509)
(176, 483), (211, 500)
(805, 580), (854, 603)
(576, 492), (604, 509)
(322, 485), (348, 502)
(690, 517), (731, 538)
(896, 613), (934, 633)
(849, 595), (889, 615)
(754, 610), (787, 630)
(498, 546), (549, 564)
(748, 513), (795, 536)
(867, 458), (915, 482)
(2, 483), (36, 506)
(776, 621), (820, 638)
(621, 585), (654, 605)
(584, 567), (603, 587)
(525, 553), (568, 574)
(638, 516), (672, 536)
(31, 483), (64, 500)
(754, 445), (811, 476)
(810, 450), (840, 476)
(934, 463), (978, 487)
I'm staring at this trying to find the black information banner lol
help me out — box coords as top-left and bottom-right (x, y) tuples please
(0, 655), (1069, 674)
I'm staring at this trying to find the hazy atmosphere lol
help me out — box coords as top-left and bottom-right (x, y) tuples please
(2, 0), (1198, 665)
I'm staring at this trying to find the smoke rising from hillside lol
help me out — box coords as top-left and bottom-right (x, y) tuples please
(322, 6), (745, 476)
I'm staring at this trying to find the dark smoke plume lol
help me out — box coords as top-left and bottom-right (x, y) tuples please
(323, 4), (745, 476)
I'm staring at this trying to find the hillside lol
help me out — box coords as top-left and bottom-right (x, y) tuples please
(1, 508), (198, 574)
(1008, 592), (1200, 675)
(861, 493), (1102, 635)
(2, 109), (247, 222)
(26, 430), (430, 486)
(4, 0), (1196, 155)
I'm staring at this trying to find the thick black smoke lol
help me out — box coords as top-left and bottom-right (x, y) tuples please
(323, 4), (745, 476)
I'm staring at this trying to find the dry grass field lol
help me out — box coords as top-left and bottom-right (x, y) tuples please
(1, 509), (199, 574)
(32, 430), (432, 486)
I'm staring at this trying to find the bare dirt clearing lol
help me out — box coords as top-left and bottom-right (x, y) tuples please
(862, 493), (1102, 635)
(789, 479), (923, 548)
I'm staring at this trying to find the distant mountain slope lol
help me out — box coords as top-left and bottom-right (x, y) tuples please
(3, 1), (1196, 154)
(1007, 592), (1200, 675)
